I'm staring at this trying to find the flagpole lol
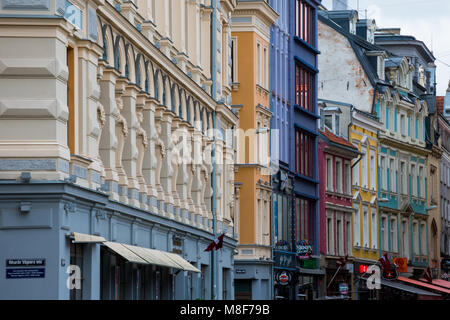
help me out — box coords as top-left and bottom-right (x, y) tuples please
(327, 265), (342, 289)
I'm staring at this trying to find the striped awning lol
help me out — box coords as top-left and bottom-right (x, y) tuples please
(70, 232), (106, 244)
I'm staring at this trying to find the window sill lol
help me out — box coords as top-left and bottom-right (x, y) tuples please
(294, 104), (320, 119)
(293, 36), (321, 55)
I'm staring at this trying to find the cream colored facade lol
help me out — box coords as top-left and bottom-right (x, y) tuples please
(0, 0), (238, 238)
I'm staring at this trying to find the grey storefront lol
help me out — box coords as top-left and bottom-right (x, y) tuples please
(0, 181), (236, 300)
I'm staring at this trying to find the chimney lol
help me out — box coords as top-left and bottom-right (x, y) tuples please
(333, 0), (348, 10)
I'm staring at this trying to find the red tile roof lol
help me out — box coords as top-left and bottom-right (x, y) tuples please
(437, 96), (444, 115)
(319, 128), (358, 150)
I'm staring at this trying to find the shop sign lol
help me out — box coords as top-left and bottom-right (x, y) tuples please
(339, 283), (349, 295)
(277, 271), (291, 286)
(275, 240), (290, 251)
(172, 236), (183, 255)
(393, 257), (408, 273)
(6, 259), (45, 267)
(274, 250), (296, 268)
(296, 240), (313, 259)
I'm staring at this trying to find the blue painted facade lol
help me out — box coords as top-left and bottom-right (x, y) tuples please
(270, 0), (322, 300)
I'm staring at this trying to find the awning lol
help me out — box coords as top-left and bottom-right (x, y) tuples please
(103, 242), (148, 265)
(104, 242), (200, 273)
(70, 232), (106, 244)
(429, 279), (450, 289)
(380, 278), (441, 297)
(398, 276), (450, 295)
(297, 267), (326, 276)
(121, 244), (180, 270)
(163, 251), (201, 273)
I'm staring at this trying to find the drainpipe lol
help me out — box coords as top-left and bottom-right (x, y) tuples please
(211, 0), (218, 301)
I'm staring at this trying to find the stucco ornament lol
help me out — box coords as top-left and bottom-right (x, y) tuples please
(155, 122), (166, 158)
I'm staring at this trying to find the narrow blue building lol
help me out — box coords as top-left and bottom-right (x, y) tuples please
(270, 0), (323, 300)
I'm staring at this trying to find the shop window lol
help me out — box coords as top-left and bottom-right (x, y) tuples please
(235, 279), (252, 300)
(70, 243), (84, 300)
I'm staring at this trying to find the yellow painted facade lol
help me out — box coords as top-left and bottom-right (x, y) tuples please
(351, 119), (380, 263)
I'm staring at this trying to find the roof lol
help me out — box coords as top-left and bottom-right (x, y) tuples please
(379, 278), (441, 297)
(437, 96), (445, 115)
(318, 10), (391, 90)
(319, 128), (358, 151)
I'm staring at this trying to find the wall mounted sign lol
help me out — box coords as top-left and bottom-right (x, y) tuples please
(6, 258), (45, 267)
(393, 257), (408, 273)
(273, 250), (296, 268)
(296, 240), (313, 259)
(277, 271), (291, 286)
(339, 283), (349, 295)
(275, 240), (290, 251)
(6, 268), (45, 279)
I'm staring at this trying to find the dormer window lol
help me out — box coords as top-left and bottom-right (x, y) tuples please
(322, 106), (342, 136)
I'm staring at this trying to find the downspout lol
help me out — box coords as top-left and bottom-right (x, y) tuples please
(269, 23), (274, 301)
(211, 0), (218, 301)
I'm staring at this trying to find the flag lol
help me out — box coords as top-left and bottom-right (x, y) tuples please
(336, 255), (349, 268)
(204, 233), (225, 252)
(424, 267), (433, 283)
(378, 253), (391, 270)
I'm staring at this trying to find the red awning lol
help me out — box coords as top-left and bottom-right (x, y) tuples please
(420, 279), (450, 290)
(398, 276), (450, 295)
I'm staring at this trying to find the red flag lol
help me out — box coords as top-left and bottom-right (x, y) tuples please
(204, 233), (225, 252)
(424, 267), (433, 283)
(379, 253), (391, 270)
(336, 255), (349, 267)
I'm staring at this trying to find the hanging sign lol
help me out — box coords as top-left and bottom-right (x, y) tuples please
(296, 240), (313, 259)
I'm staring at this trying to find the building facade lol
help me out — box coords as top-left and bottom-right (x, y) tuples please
(289, 0), (323, 299)
(318, 117), (359, 299)
(231, 0), (277, 301)
(375, 28), (440, 279)
(0, 0), (239, 300)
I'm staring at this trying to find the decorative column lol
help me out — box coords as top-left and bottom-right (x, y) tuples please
(121, 84), (141, 207)
(176, 121), (191, 224)
(142, 97), (159, 213)
(114, 77), (129, 204)
(98, 66), (120, 201)
(136, 93), (149, 211)
(171, 115), (182, 221)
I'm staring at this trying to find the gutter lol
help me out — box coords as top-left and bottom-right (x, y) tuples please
(211, 0), (218, 300)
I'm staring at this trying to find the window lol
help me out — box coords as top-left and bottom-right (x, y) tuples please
(400, 161), (406, 195)
(295, 64), (315, 113)
(70, 243), (84, 300)
(296, 197), (312, 243)
(391, 218), (398, 252)
(363, 206), (369, 248)
(381, 216), (388, 251)
(420, 223), (426, 256)
(370, 151), (376, 191)
(346, 220), (352, 255)
(400, 114), (406, 135)
(354, 205), (360, 246)
(326, 156), (333, 191)
(361, 152), (368, 188)
(257, 43), (261, 86)
(411, 164), (417, 196)
(335, 159), (342, 193)
(231, 38), (237, 83)
(67, 45), (76, 155)
(413, 222), (419, 255)
(401, 220), (409, 259)
(337, 218), (342, 256)
(295, 0), (315, 46)
(371, 208), (377, 249)
(327, 216), (333, 255)
(344, 162), (351, 195)
(295, 129), (314, 178)
(353, 153), (360, 187)
(380, 156), (387, 190)
(263, 47), (268, 88)
(389, 158), (395, 192)
(419, 166), (424, 198)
